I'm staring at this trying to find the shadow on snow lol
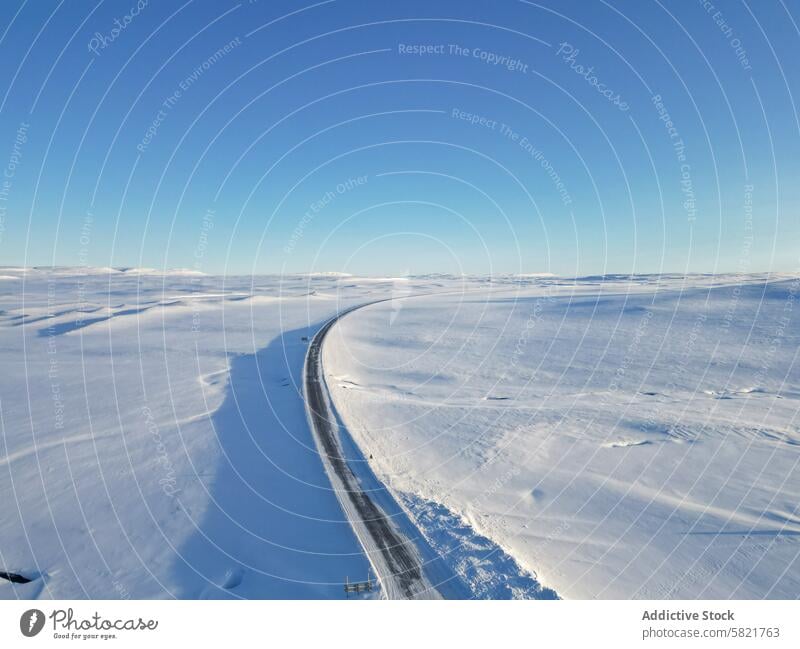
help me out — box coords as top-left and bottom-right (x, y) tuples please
(172, 325), (372, 599)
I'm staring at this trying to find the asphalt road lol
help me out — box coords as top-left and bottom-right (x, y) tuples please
(302, 301), (439, 600)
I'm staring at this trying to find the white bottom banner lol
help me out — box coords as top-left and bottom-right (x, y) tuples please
(0, 601), (797, 648)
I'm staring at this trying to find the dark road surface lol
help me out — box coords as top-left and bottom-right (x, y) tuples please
(303, 302), (439, 600)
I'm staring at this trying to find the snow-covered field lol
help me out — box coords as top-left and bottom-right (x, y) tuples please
(1, 269), (798, 599)
(0, 267), (432, 599)
(324, 273), (800, 599)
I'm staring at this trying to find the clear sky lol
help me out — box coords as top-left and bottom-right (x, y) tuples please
(0, 0), (798, 276)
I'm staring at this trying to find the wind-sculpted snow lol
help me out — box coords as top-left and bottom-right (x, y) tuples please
(0, 270), (423, 598)
(400, 493), (558, 599)
(2, 270), (798, 599)
(324, 275), (800, 599)
(0, 269), (485, 599)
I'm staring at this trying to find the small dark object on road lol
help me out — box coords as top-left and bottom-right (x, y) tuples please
(344, 575), (374, 596)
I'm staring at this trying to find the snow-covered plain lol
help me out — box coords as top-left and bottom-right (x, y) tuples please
(0, 267), (440, 599)
(1, 269), (798, 599)
(324, 273), (800, 599)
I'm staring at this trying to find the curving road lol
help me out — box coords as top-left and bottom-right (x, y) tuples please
(302, 301), (440, 600)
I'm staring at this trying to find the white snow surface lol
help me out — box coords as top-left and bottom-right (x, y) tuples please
(1, 270), (798, 599)
(323, 273), (800, 599)
(0, 269), (450, 599)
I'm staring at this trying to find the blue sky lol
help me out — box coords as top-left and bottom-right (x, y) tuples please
(0, 0), (798, 276)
